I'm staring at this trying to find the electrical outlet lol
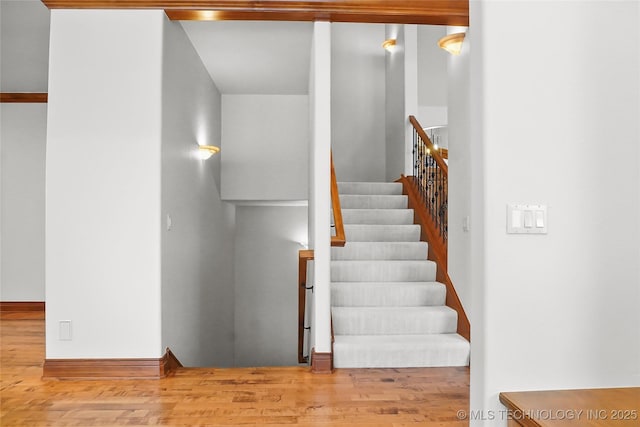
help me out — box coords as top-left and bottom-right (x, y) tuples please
(59, 320), (72, 340)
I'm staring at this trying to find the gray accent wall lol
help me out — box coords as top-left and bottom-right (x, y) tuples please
(161, 18), (236, 367)
(417, 25), (448, 127)
(221, 94), (309, 201)
(233, 205), (307, 366)
(0, 0), (50, 92)
(331, 23), (386, 182)
(0, 103), (47, 301)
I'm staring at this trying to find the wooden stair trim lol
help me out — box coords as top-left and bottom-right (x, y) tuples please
(399, 175), (470, 341)
(310, 348), (333, 374)
(41, 1), (469, 26)
(164, 347), (184, 372)
(42, 347), (183, 380)
(0, 301), (45, 320)
(330, 152), (346, 247)
(0, 93), (48, 103)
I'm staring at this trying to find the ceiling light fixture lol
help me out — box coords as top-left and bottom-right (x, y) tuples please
(198, 145), (220, 160)
(382, 38), (397, 52)
(438, 32), (466, 55)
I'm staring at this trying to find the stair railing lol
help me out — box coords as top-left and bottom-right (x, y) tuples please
(298, 152), (345, 363)
(298, 249), (314, 363)
(409, 115), (448, 269)
(401, 116), (469, 341)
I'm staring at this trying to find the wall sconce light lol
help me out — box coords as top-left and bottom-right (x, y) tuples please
(438, 32), (465, 55)
(382, 38), (397, 52)
(198, 145), (220, 160)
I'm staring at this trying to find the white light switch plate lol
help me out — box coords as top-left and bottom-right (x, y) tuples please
(507, 203), (547, 234)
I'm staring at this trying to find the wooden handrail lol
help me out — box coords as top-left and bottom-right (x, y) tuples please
(409, 115), (448, 176)
(298, 249), (314, 363)
(330, 152), (346, 247)
(398, 175), (469, 341)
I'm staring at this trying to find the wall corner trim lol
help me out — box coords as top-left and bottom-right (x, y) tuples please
(42, 348), (183, 380)
(310, 348), (333, 374)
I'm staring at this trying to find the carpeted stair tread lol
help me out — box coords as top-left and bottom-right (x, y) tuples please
(339, 194), (408, 209)
(338, 182), (403, 195)
(331, 260), (437, 282)
(341, 208), (415, 225)
(331, 242), (428, 260)
(331, 281), (446, 307)
(329, 180), (470, 368)
(332, 306), (458, 335)
(333, 334), (470, 368)
(344, 224), (421, 242)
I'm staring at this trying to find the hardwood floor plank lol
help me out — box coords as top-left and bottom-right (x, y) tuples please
(0, 318), (469, 426)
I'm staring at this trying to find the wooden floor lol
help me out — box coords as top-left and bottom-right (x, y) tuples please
(1, 318), (469, 426)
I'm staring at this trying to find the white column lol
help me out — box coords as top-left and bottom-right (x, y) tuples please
(403, 24), (419, 176)
(309, 21), (332, 354)
(46, 10), (164, 359)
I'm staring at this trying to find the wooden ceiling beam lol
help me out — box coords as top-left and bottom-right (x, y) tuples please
(41, 1), (469, 26)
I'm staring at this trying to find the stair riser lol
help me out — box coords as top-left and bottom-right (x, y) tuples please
(331, 261), (437, 282)
(338, 182), (403, 195)
(332, 308), (457, 335)
(331, 242), (428, 260)
(340, 195), (408, 210)
(331, 283), (446, 307)
(333, 335), (470, 368)
(344, 225), (421, 242)
(342, 209), (414, 225)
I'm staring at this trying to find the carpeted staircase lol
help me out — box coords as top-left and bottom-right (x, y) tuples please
(331, 182), (470, 368)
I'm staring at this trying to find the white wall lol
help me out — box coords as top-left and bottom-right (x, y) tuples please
(417, 25), (448, 127)
(331, 23), (386, 182)
(470, 2), (640, 425)
(221, 95), (309, 201)
(233, 205), (307, 366)
(0, 104), (47, 301)
(46, 10), (164, 359)
(404, 26), (419, 177)
(160, 18), (236, 367)
(385, 24), (419, 181)
(447, 28), (471, 315)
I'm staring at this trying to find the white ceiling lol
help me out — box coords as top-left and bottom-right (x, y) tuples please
(181, 21), (313, 95)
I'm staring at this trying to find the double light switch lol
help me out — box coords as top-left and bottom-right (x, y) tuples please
(507, 204), (547, 234)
